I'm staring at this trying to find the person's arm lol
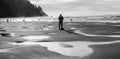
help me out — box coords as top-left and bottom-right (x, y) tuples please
(62, 17), (64, 20)
(58, 16), (60, 20)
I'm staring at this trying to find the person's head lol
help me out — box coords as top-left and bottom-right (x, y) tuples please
(60, 14), (62, 16)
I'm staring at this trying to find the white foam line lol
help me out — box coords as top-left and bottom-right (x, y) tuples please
(0, 49), (10, 52)
(47, 26), (54, 28)
(90, 40), (120, 45)
(74, 30), (120, 37)
(112, 25), (120, 26)
(22, 35), (50, 41)
(10, 33), (16, 37)
(42, 27), (52, 30)
(70, 27), (76, 30)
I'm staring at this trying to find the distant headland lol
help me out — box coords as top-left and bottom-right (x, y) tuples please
(0, 0), (47, 18)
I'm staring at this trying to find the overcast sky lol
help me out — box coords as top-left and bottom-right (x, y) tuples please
(29, 0), (120, 17)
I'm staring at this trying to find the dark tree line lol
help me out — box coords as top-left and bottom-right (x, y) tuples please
(0, 0), (47, 18)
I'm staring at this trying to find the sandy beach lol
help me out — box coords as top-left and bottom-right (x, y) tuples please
(0, 19), (120, 59)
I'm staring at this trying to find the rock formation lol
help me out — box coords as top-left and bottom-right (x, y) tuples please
(0, 0), (47, 18)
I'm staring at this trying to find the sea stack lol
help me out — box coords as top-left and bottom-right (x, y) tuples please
(0, 0), (47, 18)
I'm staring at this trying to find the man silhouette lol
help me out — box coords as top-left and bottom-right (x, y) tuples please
(58, 14), (64, 30)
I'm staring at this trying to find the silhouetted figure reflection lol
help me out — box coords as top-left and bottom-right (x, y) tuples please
(7, 19), (9, 22)
(70, 19), (73, 22)
(58, 14), (64, 30)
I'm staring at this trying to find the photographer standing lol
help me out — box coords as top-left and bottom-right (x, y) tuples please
(58, 14), (64, 30)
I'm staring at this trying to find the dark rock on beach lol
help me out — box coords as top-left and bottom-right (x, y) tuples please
(0, 33), (14, 37)
(0, 30), (7, 32)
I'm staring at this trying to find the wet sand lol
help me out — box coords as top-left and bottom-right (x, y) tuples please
(0, 21), (120, 59)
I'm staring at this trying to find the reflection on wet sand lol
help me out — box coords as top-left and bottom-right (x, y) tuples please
(1, 22), (120, 58)
(6, 41), (94, 57)
(1, 39), (120, 57)
(74, 30), (120, 37)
